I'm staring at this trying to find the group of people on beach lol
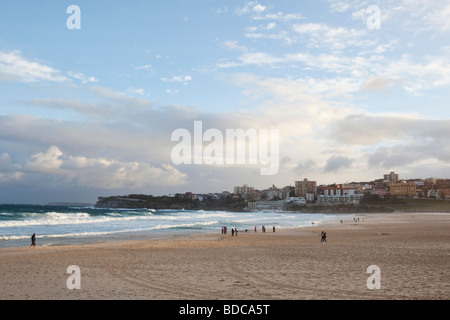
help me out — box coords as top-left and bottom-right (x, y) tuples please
(221, 226), (241, 236)
(260, 225), (275, 232)
(222, 225), (276, 236)
(221, 226), (238, 235)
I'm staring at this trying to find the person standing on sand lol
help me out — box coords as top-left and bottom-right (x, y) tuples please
(30, 233), (36, 248)
(273, 226), (275, 232)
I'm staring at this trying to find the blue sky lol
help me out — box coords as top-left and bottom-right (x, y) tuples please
(1, 0), (449, 203)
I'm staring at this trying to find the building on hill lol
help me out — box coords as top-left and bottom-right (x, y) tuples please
(384, 171), (399, 184)
(295, 178), (317, 199)
(390, 181), (417, 197)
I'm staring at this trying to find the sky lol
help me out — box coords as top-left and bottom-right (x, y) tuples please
(0, 0), (450, 204)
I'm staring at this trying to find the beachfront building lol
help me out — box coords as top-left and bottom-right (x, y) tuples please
(295, 179), (317, 199)
(316, 194), (364, 204)
(323, 186), (361, 197)
(390, 181), (417, 197)
(247, 200), (287, 211)
(286, 197), (306, 205)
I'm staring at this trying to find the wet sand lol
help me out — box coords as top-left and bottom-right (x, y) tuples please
(0, 212), (449, 300)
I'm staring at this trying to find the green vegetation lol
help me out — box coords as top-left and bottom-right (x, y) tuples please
(95, 194), (248, 212)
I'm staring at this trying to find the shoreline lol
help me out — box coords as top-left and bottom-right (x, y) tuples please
(0, 210), (358, 249)
(0, 211), (449, 300)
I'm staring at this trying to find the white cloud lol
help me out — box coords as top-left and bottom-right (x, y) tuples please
(266, 22), (276, 30)
(223, 40), (249, 52)
(237, 1), (302, 21)
(243, 29), (295, 44)
(90, 86), (153, 108)
(328, 0), (352, 13)
(292, 23), (371, 49)
(161, 75), (193, 85)
(239, 52), (283, 66)
(0, 50), (101, 85)
(126, 87), (146, 96)
(134, 64), (152, 71)
(235, 1), (258, 16)
(253, 4), (266, 14)
(25, 146), (64, 172)
(262, 12), (304, 21)
(20, 146), (188, 189)
(67, 71), (99, 84)
(0, 50), (68, 83)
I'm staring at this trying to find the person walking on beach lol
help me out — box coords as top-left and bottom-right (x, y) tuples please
(254, 226), (257, 232)
(235, 229), (238, 236)
(273, 226), (275, 232)
(320, 231), (327, 242)
(232, 228), (235, 236)
(30, 233), (36, 248)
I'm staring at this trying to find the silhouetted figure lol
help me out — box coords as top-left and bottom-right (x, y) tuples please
(320, 231), (327, 242)
(30, 233), (36, 248)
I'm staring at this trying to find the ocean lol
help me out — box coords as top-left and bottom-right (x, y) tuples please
(0, 204), (354, 247)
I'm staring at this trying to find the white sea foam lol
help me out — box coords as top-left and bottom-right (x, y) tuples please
(0, 206), (355, 245)
(0, 211), (152, 228)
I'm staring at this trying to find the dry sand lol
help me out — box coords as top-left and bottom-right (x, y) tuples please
(0, 212), (449, 300)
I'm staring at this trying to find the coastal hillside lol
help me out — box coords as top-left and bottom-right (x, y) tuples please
(95, 194), (450, 213)
(94, 194), (248, 211)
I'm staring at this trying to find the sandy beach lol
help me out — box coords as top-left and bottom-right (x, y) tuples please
(0, 212), (449, 300)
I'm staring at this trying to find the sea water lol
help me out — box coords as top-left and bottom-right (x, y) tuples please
(0, 204), (354, 247)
